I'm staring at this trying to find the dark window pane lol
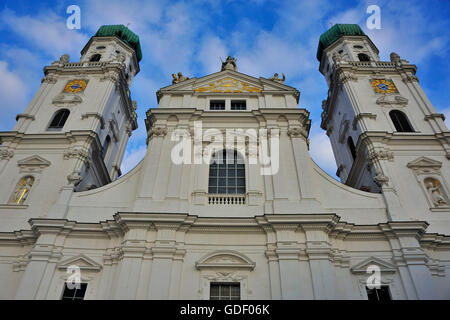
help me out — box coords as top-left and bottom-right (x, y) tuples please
(209, 178), (217, 186)
(231, 100), (246, 110)
(218, 187), (226, 194)
(228, 178), (236, 186)
(389, 110), (414, 132)
(237, 169), (245, 177)
(227, 187), (237, 194)
(61, 283), (87, 300)
(209, 186), (217, 194)
(209, 169), (217, 177)
(218, 179), (226, 187)
(210, 100), (225, 110)
(237, 187), (246, 194)
(237, 178), (245, 186)
(219, 169), (227, 177)
(366, 286), (391, 301)
(49, 110), (70, 129)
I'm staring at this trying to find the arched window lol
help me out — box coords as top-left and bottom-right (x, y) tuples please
(48, 109), (70, 131)
(389, 110), (414, 132)
(90, 54), (101, 62)
(9, 176), (34, 205)
(358, 53), (370, 62)
(347, 136), (357, 160)
(102, 136), (111, 160)
(208, 150), (245, 194)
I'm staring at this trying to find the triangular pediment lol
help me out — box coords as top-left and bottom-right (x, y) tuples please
(159, 69), (298, 94)
(407, 157), (442, 169)
(195, 250), (255, 270)
(57, 254), (102, 272)
(350, 256), (396, 274)
(17, 155), (51, 168)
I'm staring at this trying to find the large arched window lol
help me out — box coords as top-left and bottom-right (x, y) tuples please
(208, 150), (245, 194)
(389, 110), (414, 132)
(102, 135), (111, 160)
(358, 53), (370, 62)
(90, 54), (101, 62)
(347, 136), (357, 160)
(48, 109), (70, 131)
(9, 176), (34, 205)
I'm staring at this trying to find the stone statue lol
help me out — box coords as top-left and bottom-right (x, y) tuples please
(221, 56), (238, 71)
(390, 52), (401, 64)
(172, 72), (189, 84)
(12, 177), (34, 204)
(59, 54), (70, 64)
(426, 181), (447, 207)
(332, 52), (341, 64)
(269, 73), (286, 83)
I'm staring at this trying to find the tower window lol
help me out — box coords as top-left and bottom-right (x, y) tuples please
(9, 176), (34, 205)
(354, 45), (364, 49)
(358, 53), (370, 62)
(366, 286), (391, 301)
(210, 283), (240, 300)
(209, 149), (245, 194)
(48, 109), (70, 131)
(102, 135), (111, 160)
(231, 100), (246, 110)
(61, 283), (88, 300)
(210, 100), (225, 110)
(347, 136), (357, 160)
(90, 54), (101, 62)
(389, 110), (414, 132)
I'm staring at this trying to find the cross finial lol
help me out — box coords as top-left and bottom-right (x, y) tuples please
(329, 21), (334, 28)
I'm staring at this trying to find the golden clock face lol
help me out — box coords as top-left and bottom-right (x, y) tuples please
(371, 79), (397, 94)
(64, 79), (88, 93)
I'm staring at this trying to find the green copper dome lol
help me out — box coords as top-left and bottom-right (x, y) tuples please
(316, 24), (365, 61)
(94, 25), (143, 62)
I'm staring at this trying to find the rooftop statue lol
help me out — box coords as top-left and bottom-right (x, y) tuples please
(221, 55), (238, 71)
(172, 72), (190, 84)
(269, 73), (286, 83)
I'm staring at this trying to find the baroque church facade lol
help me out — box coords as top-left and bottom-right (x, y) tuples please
(0, 24), (449, 300)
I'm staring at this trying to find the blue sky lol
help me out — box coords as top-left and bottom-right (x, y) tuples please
(0, 0), (449, 178)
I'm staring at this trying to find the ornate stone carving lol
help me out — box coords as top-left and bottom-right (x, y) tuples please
(221, 55), (238, 71)
(368, 149), (394, 162)
(52, 93), (82, 105)
(149, 126), (168, 138)
(390, 52), (401, 64)
(338, 71), (357, 83)
(67, 170), (82, 186)
(41, 74), (58, 84)
(373, 169), (389, 187)
(17, 155), (51, 173)
(172, 72), (189, 84)
(407, 157), (442, 175)
(59, 54), (70, 64)
(338, 117), (350, 143)
(401, 73), (419, 83)
(0, 147), (14, 160)
(425, 178), (448, 208)
(100, 71), (120, 82)
(63, 147), (90, 167)
(287, 126), (307, 139)
(268, 73), (285, 83)
(376, 94), (408, 107)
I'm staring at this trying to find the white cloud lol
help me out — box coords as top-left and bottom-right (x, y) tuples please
(121, 145), (147, 174)
(197, 35), (228, 74)
(0, 8), (88, 59)
(0, 61), (30, 129)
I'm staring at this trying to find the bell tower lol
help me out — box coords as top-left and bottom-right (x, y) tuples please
(0, 25), (141, 223)
(318, 24), (450, 220)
